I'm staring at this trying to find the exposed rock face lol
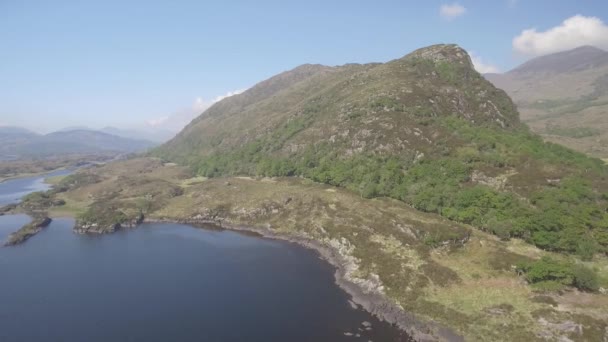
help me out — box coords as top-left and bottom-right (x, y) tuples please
(406, 44), (475, 69)
(74, 212), (144, 234)
(0, 203), (17, 216)
(4, 216), (52, 246)
(73, 222), (121, 234)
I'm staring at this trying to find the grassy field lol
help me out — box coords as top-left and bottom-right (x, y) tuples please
(44, 174), (68, 185)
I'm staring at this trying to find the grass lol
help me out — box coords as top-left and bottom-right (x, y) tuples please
(545, 126), (601, 138)
(44, 174), (68, 185)
(47, 193), (91, 217)
(423, 227), (608, 340)
(180, 176), (208, 187)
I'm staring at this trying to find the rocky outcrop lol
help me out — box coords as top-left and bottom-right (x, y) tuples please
(0, 203), (17, 216)
(73, 212), (144, 234)
(73, 221), (121, 234)
(406, 44), (474, 69)
(4, 216), (52, 246)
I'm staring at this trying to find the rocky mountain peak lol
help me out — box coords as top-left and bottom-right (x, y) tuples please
(405, 44), (474, 69)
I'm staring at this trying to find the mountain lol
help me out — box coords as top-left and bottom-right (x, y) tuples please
(155, 43), (608, 257)
(0, 126), (38, 135)
(0, 126), (41, 160)
(0, 129), (156, 159)
(57, 126), (92, 132)
(510, 45), (608, 74)
(160, 44), (519, 164)
(100, 126), (175, 143)
(485, 45), (608, 157)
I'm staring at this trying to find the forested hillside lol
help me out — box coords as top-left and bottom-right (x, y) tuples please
(154, 44), (608, 259)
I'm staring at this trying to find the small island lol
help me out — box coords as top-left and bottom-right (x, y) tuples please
(4, 215), (52, 246)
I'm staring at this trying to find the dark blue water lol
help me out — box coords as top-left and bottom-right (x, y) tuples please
(0, 220), (409, 342)
(0, 169), (72, 206)
(0, 171), (410, 341)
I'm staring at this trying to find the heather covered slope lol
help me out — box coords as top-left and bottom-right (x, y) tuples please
(155, 44), (608, 258)
(160, 44), (518, 164)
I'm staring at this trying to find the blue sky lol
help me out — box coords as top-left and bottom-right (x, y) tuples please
(1, 1), (607, 133)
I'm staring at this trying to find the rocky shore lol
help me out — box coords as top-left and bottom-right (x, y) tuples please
(4, 216), (52, 246)
(144, 215), (464, 342)
(74, 212), (144, 234)
(0, 204), (17, 216)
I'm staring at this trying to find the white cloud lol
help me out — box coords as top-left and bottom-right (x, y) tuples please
(469, 52), (501, 74)
(507, 0), (518, 8)
(146, 116), (169, 127)
(145, 89), (246, 132)
(191, 89), (246, 112)
(513, 15), (608, 57)
(213, 90), (245, 103)
(439, 3), (466, 20)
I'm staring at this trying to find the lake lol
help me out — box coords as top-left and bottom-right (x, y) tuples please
(0, 172), (411, 341)
(0, 169), (73, 206)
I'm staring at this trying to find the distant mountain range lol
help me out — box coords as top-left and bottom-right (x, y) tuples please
(485, 45), (608, 157)
(0, 127), (157, 160)
(99, 127), (175, 143)
(55, 126), (175, 143)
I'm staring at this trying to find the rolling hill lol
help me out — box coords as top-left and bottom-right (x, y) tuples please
(0, 128), (156, 159)
(485, 45), (608, 157)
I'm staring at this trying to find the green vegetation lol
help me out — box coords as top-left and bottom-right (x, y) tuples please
(52, 172), (102, 193)
(77, 202), (130, 228)
(20, 191), (66, 212)
(161, 115), (608, 258)
(545, 125), (601, 138)
(517, 257), (599, 292)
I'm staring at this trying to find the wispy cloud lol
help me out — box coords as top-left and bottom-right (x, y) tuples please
(439, 3), (466, 20)
(192, 89), (246, 112)
(145, 89), (246, 132)
(513, 15), (608, 57)
(469, 51), (501, 74)
(146, 116), (169, 128)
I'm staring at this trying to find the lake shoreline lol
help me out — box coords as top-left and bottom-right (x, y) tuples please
(52, 210), (460, 341)
(3, 166), (460, 341)
(3, 216), (52, 246)
(144, 217), (463, 342)
(0, 167), (68, 184)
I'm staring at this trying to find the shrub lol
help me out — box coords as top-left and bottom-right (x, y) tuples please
(571, 264), (599, 292)
(517, 257), (599, 292)
(517, 257), (573, 286)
